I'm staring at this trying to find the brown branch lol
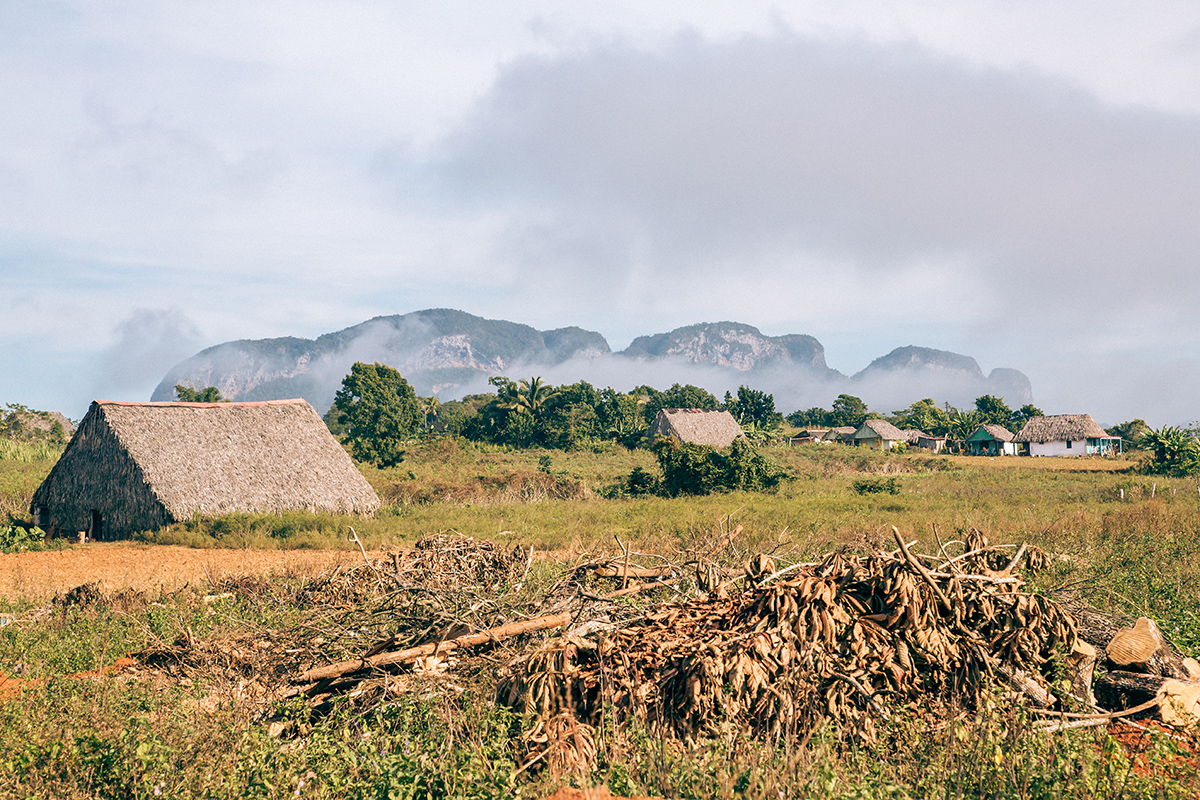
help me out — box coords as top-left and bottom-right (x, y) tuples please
(296, 611), (572, 683)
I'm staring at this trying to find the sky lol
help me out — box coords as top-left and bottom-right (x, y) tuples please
(2, 1), (1200, 425)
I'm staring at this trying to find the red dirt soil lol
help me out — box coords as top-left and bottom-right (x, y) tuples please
(0, 544), (354, 601)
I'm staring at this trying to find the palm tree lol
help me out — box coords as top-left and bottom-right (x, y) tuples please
(500, 377), (558, 419)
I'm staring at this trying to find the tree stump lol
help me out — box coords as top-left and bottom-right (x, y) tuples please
(1094, 670), (1200, 726)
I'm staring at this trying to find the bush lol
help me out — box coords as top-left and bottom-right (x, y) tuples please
(852, 476), (901, 495)
(1, 522), (46, 553)
(653, 438), (791, 497)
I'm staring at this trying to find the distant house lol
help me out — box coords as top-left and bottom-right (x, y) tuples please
(649, 408), (744, 448)
(829, 426), (857, 444)
(914, 433), (948, 453)
(30, 399), (380, 541)
(852, 419), (909, 451)
(1013, 414), (1121, 457)
(789, 428), (831, 445)
(964, 424), (1018, 456)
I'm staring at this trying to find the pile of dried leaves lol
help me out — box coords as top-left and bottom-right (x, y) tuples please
(499, 529), (1074, 757)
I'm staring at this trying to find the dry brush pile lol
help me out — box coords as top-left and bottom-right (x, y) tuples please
(96, 528), (1200, 773)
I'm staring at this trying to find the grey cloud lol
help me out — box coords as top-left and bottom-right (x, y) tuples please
(430, 31), (1200, 323)
(92, 308), (204, 399)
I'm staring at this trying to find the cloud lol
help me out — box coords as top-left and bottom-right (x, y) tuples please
(91, 308), (204, 400)
(428, 30), (1200, 333)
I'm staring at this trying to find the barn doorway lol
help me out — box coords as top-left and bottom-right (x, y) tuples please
(90, 510), (104, 542)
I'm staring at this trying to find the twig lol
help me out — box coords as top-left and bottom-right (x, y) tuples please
(1002, 543), (1028, 575)
(511, 546), (534, 595)
(892, 526), (952, 612)
(935, 544), (1018, 572)
(349, 528), (371, 568)
(831, 672), (890, 720)
(1032, 696), (1163, 724)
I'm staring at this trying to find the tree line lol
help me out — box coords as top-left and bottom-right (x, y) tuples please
(172, 362), (1198, 476)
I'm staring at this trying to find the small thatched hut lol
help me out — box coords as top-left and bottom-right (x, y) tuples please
(649, 408), (744, 448)
(30, 399), (380, 541)
(852, 419), (908, 451)
(1013, 414), (1121, 457)
(964, 424), (1017, 456)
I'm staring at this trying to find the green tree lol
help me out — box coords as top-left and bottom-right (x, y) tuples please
(174, 383), (225, 403)
(331, 362), (420, 467)
(640, 383), (718, 427)
(598, 388), (645, 440)
(724, 386), (784, 429)
(974, 395), (1013, 428)
(948, 409), (984, 447)
(498, 376), (559, 419)
(786, 407), (833, 428)
(891, 398), (951, 435)
(1010, 403), (1044, 432)
(1142, 426), (1200, 476)
(1107, 418), (1148, 450)
(831, 394), (869, 428)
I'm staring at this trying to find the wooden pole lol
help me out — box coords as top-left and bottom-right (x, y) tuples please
(297, 611), (572, 683)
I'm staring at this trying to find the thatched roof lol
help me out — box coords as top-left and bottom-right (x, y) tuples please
(901, 429), (928, 444)
(1013, 414), (1114, 443)
(853, 419), (907, 441)
(969, 424), (1015, 443)
(32, 399), (379, 539)
(650, 408), (744, 448)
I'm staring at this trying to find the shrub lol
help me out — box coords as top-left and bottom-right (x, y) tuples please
(852, 476), (901, 495)
(653, 438), (791, 497)
(1, 522), (46, 553)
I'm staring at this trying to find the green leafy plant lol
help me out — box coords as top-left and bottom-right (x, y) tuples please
(1, 522), (46, 553)
(852, 476), (902, 495)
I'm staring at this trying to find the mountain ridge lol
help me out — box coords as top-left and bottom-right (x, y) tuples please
(152, 310), (1032, 413)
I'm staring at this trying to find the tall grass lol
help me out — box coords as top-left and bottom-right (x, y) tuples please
(0, 439), (60, 463)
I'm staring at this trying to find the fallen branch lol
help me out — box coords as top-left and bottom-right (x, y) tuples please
(297, 611), (572, 684)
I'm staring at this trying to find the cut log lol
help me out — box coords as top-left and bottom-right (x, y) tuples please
(1065, 603), (1128, 652)
(297, 611), (572, 683)
(1065, 639), (1097, 706)
(1094, 670), (1200, 725)
(1106, 617), (1191, 679)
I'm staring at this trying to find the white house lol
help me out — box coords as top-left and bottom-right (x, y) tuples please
(1013, 414), (1121, 457)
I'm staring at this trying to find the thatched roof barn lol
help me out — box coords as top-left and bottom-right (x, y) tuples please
(649, 408), (744, 448)
(852, 419), (908, 451)
(1013, 414), (1120, 457)
(965, 424), (1017, 456)
(30, 399), (380, 541)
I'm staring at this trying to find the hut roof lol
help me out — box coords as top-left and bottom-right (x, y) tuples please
(853, 419), (907, 441)
(901, 429), (928, 444)
(650, 408), (744, 448)
(829, 426), (857, 435)
(968, 424), (1015, 443)
(1013, 414), (1115, 444)
(59, 399), (379, 518)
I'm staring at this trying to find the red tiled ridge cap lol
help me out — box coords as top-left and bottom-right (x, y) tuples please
(94, 399), (309, 408)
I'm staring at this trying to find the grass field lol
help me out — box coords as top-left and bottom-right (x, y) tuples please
(3, 440), (1200, 798)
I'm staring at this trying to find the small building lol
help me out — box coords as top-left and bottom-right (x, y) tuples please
(914, 433), (948, 453)
(852, 419), (909, 451)
(789, 428), (830, 445)
(30, 399), (380, 541)
(964, 424), (1018, 456)
(829, 426), (857, 444)
(1013, 414), (1122, 457)
(648, 408), (744, 448)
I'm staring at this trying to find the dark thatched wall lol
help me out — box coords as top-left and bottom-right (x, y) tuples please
(30, 405), (171, 539)
(31, 399), (380, 540)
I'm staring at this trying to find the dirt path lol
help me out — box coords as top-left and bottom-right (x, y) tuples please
(0, 544), (356, 601)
